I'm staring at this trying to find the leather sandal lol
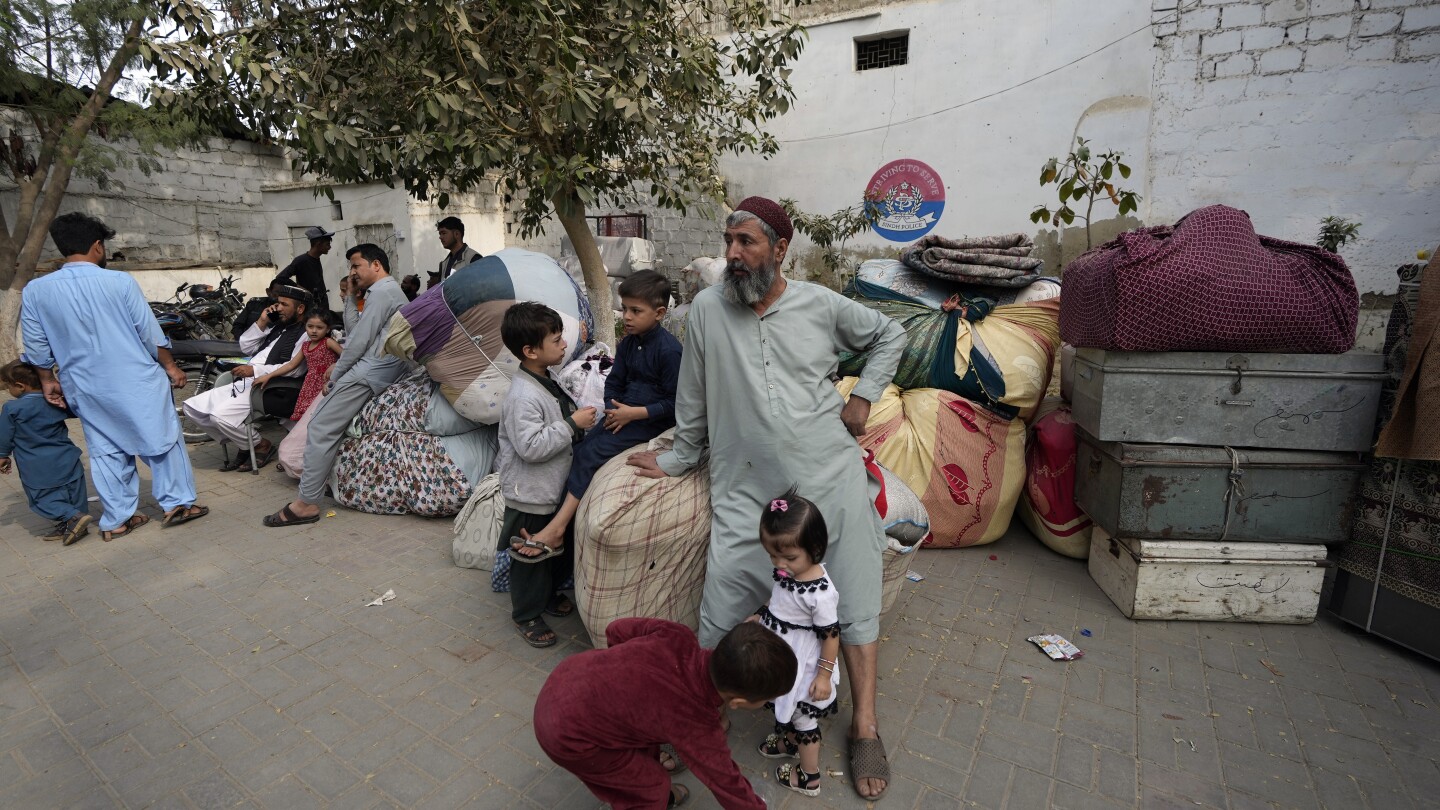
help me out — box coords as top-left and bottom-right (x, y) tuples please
(515, 617), (557, 648)
(162, 505), (209, 528)
(102, 514), (150, 542)
(263, 504), (321, 528)
(544, 593), (575, 618)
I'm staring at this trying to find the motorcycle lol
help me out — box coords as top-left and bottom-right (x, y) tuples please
(150, 275), (246, 342)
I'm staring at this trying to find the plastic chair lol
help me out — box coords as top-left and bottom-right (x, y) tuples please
(243, 377), (305, 475)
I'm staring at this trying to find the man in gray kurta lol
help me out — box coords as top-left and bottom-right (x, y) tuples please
(629, 197), (904, 800)
(264, 243), (411, 527)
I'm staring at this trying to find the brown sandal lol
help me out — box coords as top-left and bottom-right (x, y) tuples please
(162, 504), (209, 528)
(102, 514), (150, 542)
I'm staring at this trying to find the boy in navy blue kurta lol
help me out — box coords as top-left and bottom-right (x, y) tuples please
(522, 271), (683, 551)
(0, 361), (91, 544)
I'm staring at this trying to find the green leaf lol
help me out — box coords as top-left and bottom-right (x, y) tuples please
(1118, 163), (1131, 178)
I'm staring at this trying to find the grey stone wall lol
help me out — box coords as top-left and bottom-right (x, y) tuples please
(1, 130), (291, 267)
(1152, 0), (1440, 77)
(1147, 0), (1440, 297)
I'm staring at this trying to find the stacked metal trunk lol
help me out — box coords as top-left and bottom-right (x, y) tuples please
(1069, 349), (1385, 624)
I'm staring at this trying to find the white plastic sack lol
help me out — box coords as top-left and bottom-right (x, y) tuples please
(560, 235), (658, 279)
(556, 343), (613, 412)
(452, 473), (503, 570)
(863, 449), (930, 546)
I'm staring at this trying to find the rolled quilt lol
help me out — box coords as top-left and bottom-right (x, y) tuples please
(902, 233), (1044, 287)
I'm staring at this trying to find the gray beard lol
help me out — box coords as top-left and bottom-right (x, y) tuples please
(721, 258), (775, 307)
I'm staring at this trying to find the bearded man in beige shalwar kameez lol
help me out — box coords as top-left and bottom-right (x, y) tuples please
(629, 196), (905, 801)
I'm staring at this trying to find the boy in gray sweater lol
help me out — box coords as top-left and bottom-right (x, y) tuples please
(497, 303), (598, 648)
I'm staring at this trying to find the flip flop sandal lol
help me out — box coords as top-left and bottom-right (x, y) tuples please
(666, 784), (690, 809)
(102, 514), (150, 542)
(659, 743), (688, 774)
(62, 514), (92, 546)
(848, 736), (891, 800)
(544, 593), (575, 618)
(162, 505), (209, 528)
(263, 505), (321, 528)
(515, 617), (557, 648)
(508, 536), (564, 564)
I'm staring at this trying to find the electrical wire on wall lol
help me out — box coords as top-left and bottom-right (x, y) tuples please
(782, 0), (1205, 146)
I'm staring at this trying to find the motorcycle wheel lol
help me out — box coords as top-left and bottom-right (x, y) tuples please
(174, 366), (216, 443)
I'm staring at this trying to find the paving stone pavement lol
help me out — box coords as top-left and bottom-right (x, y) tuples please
(3, 430), (1440, 809)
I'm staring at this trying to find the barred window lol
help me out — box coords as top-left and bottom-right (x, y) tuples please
(856, 32), (909, 71)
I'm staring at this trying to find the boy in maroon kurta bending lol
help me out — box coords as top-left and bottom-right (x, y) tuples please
(535, 619), (796, 809)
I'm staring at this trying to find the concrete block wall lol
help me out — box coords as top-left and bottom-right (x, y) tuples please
(2, 132), (291, 267)
(503, 191), (725, 273)
(1148, 0), (1440, 296)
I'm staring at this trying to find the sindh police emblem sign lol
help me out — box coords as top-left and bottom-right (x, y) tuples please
(866, 159), (945, 242)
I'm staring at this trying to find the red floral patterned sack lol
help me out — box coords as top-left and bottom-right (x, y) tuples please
(1059, 205), (1358, 353)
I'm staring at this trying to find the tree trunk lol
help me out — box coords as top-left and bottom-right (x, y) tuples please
(0, 13), (146, 360)
(551, 190), (616, 346)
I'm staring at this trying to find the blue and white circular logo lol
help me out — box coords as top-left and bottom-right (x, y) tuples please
(866, 159), (946, 242)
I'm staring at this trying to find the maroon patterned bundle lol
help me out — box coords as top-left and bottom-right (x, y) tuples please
(1060, 205), (1358, 352)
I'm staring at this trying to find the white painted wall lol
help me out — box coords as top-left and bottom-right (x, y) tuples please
(721, 0), (1156, 261)
(261, 182), (406, 306)
(1148, 0), (1440, 296)
(722, 0), (1439, 298)
(260, 182), (506, 305)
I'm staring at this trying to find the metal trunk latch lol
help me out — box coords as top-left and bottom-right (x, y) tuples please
(1225, 355), (1250, 395)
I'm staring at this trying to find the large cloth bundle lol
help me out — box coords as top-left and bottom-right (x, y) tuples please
(574, 432), (712, 647)
(857, 259), (1059, 309)
(1016, 401), (1092, 559)
(383, 249), (594, 424)
(901, 233), (1043, 288)
(1060, 205), (1358, 352)
(334, 376), (498, 516)
(841, 278), (1059, 421)
(574, 431), (921, 646)
(838, 379), (1026, 548)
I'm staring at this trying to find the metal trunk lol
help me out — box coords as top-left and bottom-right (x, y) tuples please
(1075, 429), (1364, 544)
(1088, 529), (1329, 623)
(1070, 349), (1385, 452)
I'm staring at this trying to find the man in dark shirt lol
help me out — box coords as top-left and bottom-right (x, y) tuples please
(231, 278), (281, 339)
(275, 226), (333, 312)
(435, 216), (481, 284)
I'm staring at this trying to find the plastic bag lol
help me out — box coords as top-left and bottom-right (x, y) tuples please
(556, 342), (613, 412)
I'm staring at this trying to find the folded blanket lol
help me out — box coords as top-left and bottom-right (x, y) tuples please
(902, 233), (1044, 287)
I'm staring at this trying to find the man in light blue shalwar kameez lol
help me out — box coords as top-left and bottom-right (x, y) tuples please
(21, 213), (208, 540)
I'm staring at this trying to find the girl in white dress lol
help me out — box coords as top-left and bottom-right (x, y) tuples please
(752, 487), (841, 797)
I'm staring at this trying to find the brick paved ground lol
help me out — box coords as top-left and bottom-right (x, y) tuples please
(3, 429), (1439, 809)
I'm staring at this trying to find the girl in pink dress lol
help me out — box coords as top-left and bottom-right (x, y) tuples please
(255, 310), (341, 422)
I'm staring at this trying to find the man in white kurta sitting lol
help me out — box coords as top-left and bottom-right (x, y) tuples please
(183, 285), (311, 471)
